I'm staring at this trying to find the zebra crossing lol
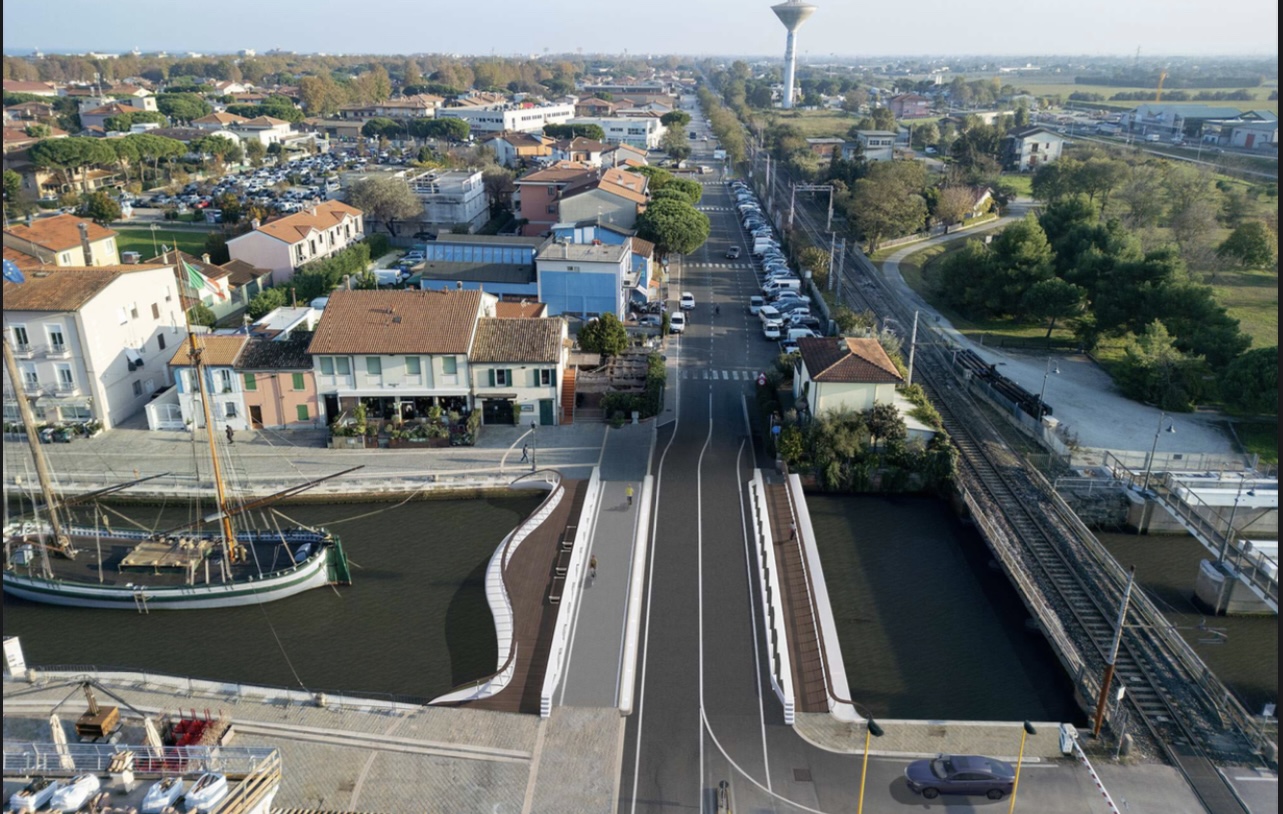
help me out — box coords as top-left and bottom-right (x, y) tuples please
(680, 368), (765, 381)
(685, 262), (752, 269)
(696, 205), (736, 212)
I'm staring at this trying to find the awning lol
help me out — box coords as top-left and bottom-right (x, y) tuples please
(124, 347), (143, 364)
(482, 394), (518, 400)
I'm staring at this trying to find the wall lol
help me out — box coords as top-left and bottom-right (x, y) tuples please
(228, 232), (293, 284)
(537, 263), (624, 318)
(242, 369), (320, 429)
(471, 362), (562, 425)
(558, 189), (638, 230)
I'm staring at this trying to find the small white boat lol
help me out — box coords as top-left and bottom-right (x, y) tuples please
(184, 772), (229, 812)
(9, 777), (60, 812)
(141, 776), (185, 813)
(48, 773), (101, 811)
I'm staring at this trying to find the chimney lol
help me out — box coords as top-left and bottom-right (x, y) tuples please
(251, 218), (261, 229)
(456, 280), (463, 290)
(201, 253), (211, 264)
(78, 222), (94, 266)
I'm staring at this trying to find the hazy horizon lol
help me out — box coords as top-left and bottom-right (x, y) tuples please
(3, 0), (1278, 60)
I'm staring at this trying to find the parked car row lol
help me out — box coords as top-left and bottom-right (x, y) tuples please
(141, 150), (356, 216)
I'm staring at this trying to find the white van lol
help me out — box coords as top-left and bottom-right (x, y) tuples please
(758, 305), (781, 327)
(762, 277), (802, 295)
(762, 322), (782, 341)
(786, 327), (818, 341)
(748, 295), (765, 315)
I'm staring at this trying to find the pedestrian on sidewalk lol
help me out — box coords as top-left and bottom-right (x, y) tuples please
(225, 425), (235, 445)
(589, 555), (598, 580)
(788, 521), (796, 541)
(626, 484), (634, 506)
(520, 442), (529, 463)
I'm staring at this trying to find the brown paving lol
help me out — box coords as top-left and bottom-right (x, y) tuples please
(467, 478), (588, 714)
(764, 482), (829, 713)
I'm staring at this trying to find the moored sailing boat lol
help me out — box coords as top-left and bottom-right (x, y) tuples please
(3, 322), (354, 610)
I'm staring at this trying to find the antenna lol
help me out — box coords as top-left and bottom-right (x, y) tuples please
(772, 1), (818, 110)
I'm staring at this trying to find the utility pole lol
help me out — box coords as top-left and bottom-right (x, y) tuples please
(1093, 565), (1136, 738)
(827, 232), (837, 292)
(906, 309), (919, 386)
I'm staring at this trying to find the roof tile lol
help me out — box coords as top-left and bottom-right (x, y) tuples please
(307, 289), (482, 355)
(469, 318), (563, 363)
(798, 337), (903, 384)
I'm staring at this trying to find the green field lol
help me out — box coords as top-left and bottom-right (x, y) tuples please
(751, 109), (860, 139)
(1234, 421), (1279, 464)
(114, 227), (216, 260)
(988, 77), (1279, 115)
(1212, 267), (1279, 349)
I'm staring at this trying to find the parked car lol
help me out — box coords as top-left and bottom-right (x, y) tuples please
(638, 314), (662, 327)
(680, 292), (696, 310)
(725, 246), (742, 259)
(904, 755), (1015, 801)
(669, 312), (687, 333)
(779, 339), (800, 355)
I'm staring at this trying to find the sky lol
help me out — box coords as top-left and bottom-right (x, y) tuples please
(2, 0), (1278, 58)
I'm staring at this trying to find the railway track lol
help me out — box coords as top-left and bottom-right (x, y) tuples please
(763, 167), (1265, 811)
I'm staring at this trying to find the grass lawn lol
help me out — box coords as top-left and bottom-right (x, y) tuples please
(995, 79), (1278, 115)
(752, 109), (857, 139)
(1210, 268), (1279, 349)
(1000, 173), (1033, 198)
(1234, 421), (1279, 464)
(114, 227), (216, 260)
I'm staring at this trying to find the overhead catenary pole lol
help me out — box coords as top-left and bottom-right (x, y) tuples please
(906, 309), (919, 386)
(1092, 564), (1137, 738)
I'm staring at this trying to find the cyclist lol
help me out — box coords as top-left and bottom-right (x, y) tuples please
(589, 555), (598, 579)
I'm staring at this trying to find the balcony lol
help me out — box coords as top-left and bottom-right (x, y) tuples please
(12, 343), (36, 359)
(47, 343), (72, 359)
(55, 381), (80, 396)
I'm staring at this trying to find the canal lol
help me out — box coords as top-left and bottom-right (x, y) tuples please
(2, 495), (543, 701)
(811, 494), (1085, 723)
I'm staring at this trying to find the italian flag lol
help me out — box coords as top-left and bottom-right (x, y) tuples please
(183, 259), (226, 301)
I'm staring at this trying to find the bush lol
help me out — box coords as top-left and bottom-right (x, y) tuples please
(366, 233), (390, 258)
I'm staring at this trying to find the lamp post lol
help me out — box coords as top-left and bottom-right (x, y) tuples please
(856, 718), (884, 814)
(530, 420), (537, 472)
(1139, 412), (1175, 492)
(1007, 721), (1037, 814)
(1036, 356), (1059, 421)
(1218, 475), (1255, 565)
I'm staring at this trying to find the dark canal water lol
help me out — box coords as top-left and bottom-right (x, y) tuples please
(1097, 532), (1278, 718)
(2, 495), (542, 701)
(809, 494), (1085, 723)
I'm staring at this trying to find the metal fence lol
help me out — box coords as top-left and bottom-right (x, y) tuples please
(2, 740), (279, 778)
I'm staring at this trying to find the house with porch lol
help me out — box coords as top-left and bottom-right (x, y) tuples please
(307, 288), (495, 426)
(469, 317), (568, 426)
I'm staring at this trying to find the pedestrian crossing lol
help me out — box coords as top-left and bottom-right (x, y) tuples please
(680, 368), (766, 381)
(685, 262), (753, 269)
(696, 205), (736, 212)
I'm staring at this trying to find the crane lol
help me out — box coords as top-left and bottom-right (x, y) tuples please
(1155, 70), (1168, 103)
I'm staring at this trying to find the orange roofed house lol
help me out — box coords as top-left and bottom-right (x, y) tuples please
(3, 214), (120, 267)
(226, 200), (364, 286)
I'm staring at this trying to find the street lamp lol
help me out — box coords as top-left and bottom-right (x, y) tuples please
(1218, 475), (1256, 565)
(856, 718), (884, 814)
(1007, 721), (1037, 814)
(1139, 412), (1176, 492)
(1036, 356), (1059, 421)
(530, 420), (537, 472)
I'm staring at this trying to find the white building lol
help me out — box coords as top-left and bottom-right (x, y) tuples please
(3, 215), (121, 267)
(227, 201), (365, 286)
(406, 169), (489, 233)
(567, 116), (663, 149)
(3, 263), (188, 430)
(230, 115), (293, 146)
(162, 334), (251, 431)
(437, 103), (575, 134)
(851, 130), (896, 162)
(469, 317), (569, 426)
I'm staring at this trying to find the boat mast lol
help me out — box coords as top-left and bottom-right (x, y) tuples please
(2, 332), (71, 573)
(187, 332), (236, 577)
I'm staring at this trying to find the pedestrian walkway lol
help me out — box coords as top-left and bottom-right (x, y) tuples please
(680, 367), (767, 381)
(557, 423), (652, 708)
(684, 261), (753, 269)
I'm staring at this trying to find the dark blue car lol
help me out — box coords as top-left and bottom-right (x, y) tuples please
(904, 754), (1015, 800)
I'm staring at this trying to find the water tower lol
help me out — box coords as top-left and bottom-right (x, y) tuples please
(772, 0), (817, 110)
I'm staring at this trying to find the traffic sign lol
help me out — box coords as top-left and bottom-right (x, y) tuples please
(756, 373), (767, 386)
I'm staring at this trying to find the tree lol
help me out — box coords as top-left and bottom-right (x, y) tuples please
(798, 246), (830, 288)
(934, 186), (976, 229)
(864, 402), (907, 450)
(3, 169), (35, 218)
(664, 177), (702, 206)
(360, 117), (401, 141)
(910, 122), (939, 150)
(102, 110), (167, 132)
(30, 137), (119, 193)
(203, 232), (230, 264)
(660, 110), (691, 129)
(347, 175), (423, 236)
(155, 92), (212, 123)
(247, 288), (288, 321)
(482, 166), (515, 214)
(869, 107), (896, 132)
(245, 138), (267, 167)
(409, 117), (470, 142)
(636, 198), (710, 259)
(659, 127), (691, 163)
(577, 313), (629, 357)
(213, 192), (243, 224)
(187, 303), (218, 328)
(846, 161), (929, 252)
(1220, 347), (1277, 415)
(77, 190), (121, 225)
(1116, 321), (1209, 411)
(1022, 277), (1087, 338)
(543, 122), (605, 142)
(1217, 221), (1277, 268)
(841, 88), (868, 113)
(190, 134), (243, 170)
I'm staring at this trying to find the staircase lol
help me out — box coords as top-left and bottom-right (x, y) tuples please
(560, 367), (576, 424)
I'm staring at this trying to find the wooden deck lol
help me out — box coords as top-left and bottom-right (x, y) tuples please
(763, 481), (829, 714)
(467, 478), (588, 714)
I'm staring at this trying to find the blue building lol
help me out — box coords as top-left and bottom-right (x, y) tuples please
(536, 241), (631, 319)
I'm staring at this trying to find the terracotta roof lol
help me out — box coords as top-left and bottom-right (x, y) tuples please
(246, 201), (363, 246)
(238, 116), (289, 127)
(144, 250), (230, 281)
(307, 289), (482, 355)
(516, 165), (595, 185)
(556, 137), (608, 153)
(193, 111), (248, 125)
(235, 332), (314, 371)
(3, 245), (39, 268)
(2, 80), (58, 94)
(469, 318), (563, 363)
(494, 301), (549, 319)
(219, 258), (271, 286)
(83, 102), (146, 117)
(168, 335), (249, 367)
(4, 214), (117, 252)
(629, 237), (655, 258)
(2, 265), (168, 312)
(798, 337), (903, 384)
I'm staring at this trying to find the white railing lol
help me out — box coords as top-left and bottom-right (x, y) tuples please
(539, 467), (603, 718)
(2, 740), (279, 778)
(749, 471), (795, 725)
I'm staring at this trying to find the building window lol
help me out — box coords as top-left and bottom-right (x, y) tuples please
(152, 302), (161, 319)
(218, 369), (233, 392)
(292, 372), (305, 391)
(47, 326), (65, 352)
(61, 252), (72, 264)
(405, 356), (421, 376)
(320, 357), (334, 375)
(492, 369), (511, 387)
(225, 402), (237, 418)
(540, 369), (554, 386)
(165, 286), (172, 302)
(56, 365), (74, 388)
(157, 334), (166, 351)
(336, 357), (351, 375)
(133, 380), (143, 397)
(442, 356), (457, 375)
(296, 404), (310, 422)
(130, 303), (139, 319)
(365, 356), (382, 376)
(243, 372), (257, 391)
(118, 307), (129, 325)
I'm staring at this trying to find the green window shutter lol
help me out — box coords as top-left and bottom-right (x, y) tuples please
(531, 369), (539, 387)
(242, 373), (256, 391)
(488, 369), (496, 387)
(296, 404), (309, 421)
(292, 372), (305, 390)
(506, 369), (514, 385)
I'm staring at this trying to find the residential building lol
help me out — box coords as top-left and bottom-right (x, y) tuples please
(192, 111), (250, 131)
(469, 317), (568, 426)
(219, 259), (275, 310)
(230, 115), (293, 145)
(248, 306), (322, 340)
(1000, 126), (1067, 172)
(551, 137), (609, 167)
(547, 225), (655, 303)
(4, 215), (120, 267)
(1120, 104), (1245, 139)
(227, 201), (365, 286)
(567, 116), (663, 149)
(3, 147), (116, 197)
(209, 80), (251, 95)
(3, 125), (69, 154)
(307, 288), (493, 424)
(535, 241), (631, 319)
(557, 167), (648, 231)
(3, 101), (56, 122)
(236, 332), (320, 429)
(574, 97), (620, 117)
(4, 263), (188, 430)
(806, 137), (845, 158)
(436, 102), (574, 134)
(2, 80), (59, 97)
(601, 144), (648, 168)
(849, 131), (896, 162)
(78, 102), (149, 131)
(887, 93), (931, 119)
(405, 168), (488, 234)
(513, 164), (597, 237)
(793, 337), (902, 416)
(145, 250), (237, 322)
(160, 335), (250, 431)
(486, 131), (555, 168)
(494, 301), (549, 319)
(411, 234), (544, 299)
(337, 94), (444, 120)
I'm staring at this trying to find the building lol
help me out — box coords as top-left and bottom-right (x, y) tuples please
(551, 137), (609, 167)
(805, 137), (845, 158)
(235, 331), (320, 429)
(601, 143), (648, 168)
(162, 335), (251, 431)
(1120, 104), (1245, 139)
(145, 249), (238, 322)
(566, 116), (663, 149)
(3, 146), (117, 197)
(887, 93), (931, 119)
(4, 215), (121, 267)
(514, 164), (598, 237)
(850, 131), (896, 163)
(410, 234), (544, 299)
(793, 337), (902, 416)
(548, 225), (656, 303)
(4, 263), (188, 430)
(230, 116), (293, 145)
(557, 167), (648, 232)
(574, 98), (620, 117)
(581, 81), (669, 96)
(307, 288), (492, 425)
(437, 103), (574, 135)
(405, 168), (488, 234)
(191, 111), (250, 131)
(469, 317), (568, 426)
(1217, 117), (1278, 150)
(485, 131), (555, 168)
(227, 201), (365, 285)
(1000, 126), (1067, 172)
(2, 80), (59, 97)
(535, 241), (631, 319)
(337, 94), (443, 120)
(78, 102), (149, 131)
